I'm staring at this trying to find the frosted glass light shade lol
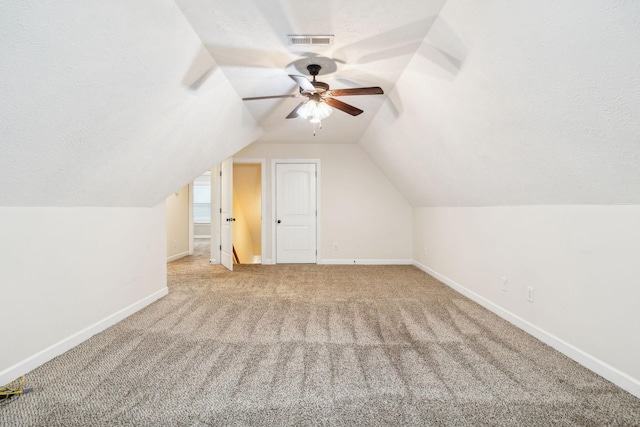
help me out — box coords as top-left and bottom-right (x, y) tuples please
(299, 100), (332, 123)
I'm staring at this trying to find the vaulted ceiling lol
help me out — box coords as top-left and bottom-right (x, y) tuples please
(175, 0), (448, 144)
(1, 1), (639, 207)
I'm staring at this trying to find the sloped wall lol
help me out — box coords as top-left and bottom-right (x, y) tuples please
(357, 0), (640, 398)
(0, 0), (263, 385)
(361, 0), (640, 207)
(0, 0), (262, 208)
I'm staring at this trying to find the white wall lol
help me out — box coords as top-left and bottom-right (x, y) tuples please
(0, 204), (167, 385)
(413, 205), (640, 397)
(193, 224), (210, 238)
(166, 184), (191, 261)
(232, 193), (257, 264)
(234, 143), (412, 264)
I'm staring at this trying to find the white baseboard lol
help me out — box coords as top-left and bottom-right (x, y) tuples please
(412, 260), (640, 399)
(0, 287), (168, 386)
(167, 251), (189, 262)
(320, 258), (412, 265)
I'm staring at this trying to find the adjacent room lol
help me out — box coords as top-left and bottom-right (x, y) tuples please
(1, 0), (639, 424)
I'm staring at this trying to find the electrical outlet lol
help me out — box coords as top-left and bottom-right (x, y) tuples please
(423, 246), (428, 256)
(527, 286), (535, 302)
(333, 242), (339, 251)
(501, 277), (508, 292)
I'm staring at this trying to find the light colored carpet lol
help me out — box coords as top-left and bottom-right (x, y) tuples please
(2, 247), (639, 426)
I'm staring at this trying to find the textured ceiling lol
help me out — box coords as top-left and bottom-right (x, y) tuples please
(175, 0), (447, 144)
(177, 0), (640, 205)
(1, 1), (639, 208)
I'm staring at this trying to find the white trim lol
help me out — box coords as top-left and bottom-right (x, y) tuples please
(193, 234), (211, 239)
(320, 259), (412, 265)
(188, 182), (194, 255)
(412, 260), (640, 399)
(272, 159), (321, 264)
(210, 164), (221, 265)
(167, 251), (189, 262)
(0, 287), (168, 387)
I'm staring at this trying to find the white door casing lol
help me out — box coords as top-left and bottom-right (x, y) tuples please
(275, 163), (317, 264)
(220, 157), (234, 271)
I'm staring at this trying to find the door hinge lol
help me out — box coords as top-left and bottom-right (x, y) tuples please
(220, 171), (222, 177)
(219, 245), (222, 250)
(220, 208), (222, 213)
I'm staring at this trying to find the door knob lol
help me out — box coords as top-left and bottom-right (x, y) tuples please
(277, 220), (281, 224)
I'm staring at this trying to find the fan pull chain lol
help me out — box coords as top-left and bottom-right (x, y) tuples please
(312, 120), (323, 136)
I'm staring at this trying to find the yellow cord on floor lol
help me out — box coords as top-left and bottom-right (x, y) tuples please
(1, 376), (33, 403)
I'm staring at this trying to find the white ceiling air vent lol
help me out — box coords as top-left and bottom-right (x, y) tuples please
(288, 35), (334, 46)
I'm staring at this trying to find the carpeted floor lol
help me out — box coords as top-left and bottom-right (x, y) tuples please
(2, 242), (640, 426)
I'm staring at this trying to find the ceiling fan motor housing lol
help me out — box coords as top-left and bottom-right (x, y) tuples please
(303, 81), (329, 95)
(307, 64), (322, 77)
(300, 64), (329, 95)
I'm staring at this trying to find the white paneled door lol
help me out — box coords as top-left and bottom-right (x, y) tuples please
(275, 163), (317, 264)
(220, 157), (234, 271)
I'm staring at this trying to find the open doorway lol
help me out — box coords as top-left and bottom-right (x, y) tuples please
(192, 171), (212, 257)
(233, 162), (262, 264)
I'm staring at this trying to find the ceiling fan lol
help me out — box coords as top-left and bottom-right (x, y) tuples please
(242, 64), (384, 134)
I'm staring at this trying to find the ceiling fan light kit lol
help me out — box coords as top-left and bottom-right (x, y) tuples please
(242, 63), (384, 136)
(299, 99), (332, 135)
(300, 101), (332, 123)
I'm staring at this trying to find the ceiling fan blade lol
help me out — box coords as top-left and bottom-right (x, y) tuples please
(329, 87), (384, 97)
(325, 98), (364, 116)
(242, 94), (299, 101)
(286, 102), (306, 119)
(289, 74), (316, 92)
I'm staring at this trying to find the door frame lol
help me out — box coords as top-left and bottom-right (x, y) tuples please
(209, 165), (220, 265)
(220, 158), (234, 270)
(234, 158), (267, 265)
(271, 159), (321, 264)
